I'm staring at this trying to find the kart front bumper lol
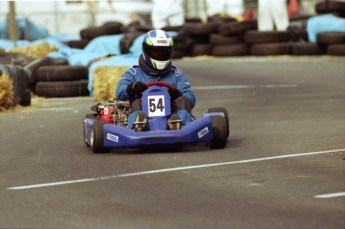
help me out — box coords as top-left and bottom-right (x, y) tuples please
(100, 116), (214, 148)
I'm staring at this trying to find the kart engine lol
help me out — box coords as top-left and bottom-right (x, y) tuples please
(91, 100), (130, 127)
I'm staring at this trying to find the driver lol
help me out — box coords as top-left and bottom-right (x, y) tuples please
(116, 29), (195, 132)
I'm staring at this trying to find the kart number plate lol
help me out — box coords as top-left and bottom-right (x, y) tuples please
(147, 95), (165, 117)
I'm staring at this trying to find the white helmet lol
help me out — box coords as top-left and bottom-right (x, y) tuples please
(142, 29), (174, 71)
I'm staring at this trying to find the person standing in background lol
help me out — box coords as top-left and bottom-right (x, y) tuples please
(151, 0), (185, 29)
(206, 0), (244, 19)
(258, 0), (289, 31)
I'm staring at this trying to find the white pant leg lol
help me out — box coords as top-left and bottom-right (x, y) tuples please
(258, 0), (274, 31)
(271, 0), (289, 31)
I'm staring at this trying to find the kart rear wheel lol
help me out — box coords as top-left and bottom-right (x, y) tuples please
(207, 107), (229, 138)
(210, 116), (228, 149)
(90, 120), (109, 154)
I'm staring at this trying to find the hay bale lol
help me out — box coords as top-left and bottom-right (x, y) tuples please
(93, 66), (129, 101)
(0, 74), (15, 112)
(8, 42), (59, 58)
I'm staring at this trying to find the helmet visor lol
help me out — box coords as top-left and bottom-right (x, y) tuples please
(143, 43), (173, 61)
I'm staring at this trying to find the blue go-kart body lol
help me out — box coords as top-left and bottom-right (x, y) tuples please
(83, 83), (229, 153)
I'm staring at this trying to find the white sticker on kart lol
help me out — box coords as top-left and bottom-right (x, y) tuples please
(107, 133), (119, 142)
(147, 95), (165, 117)
(198, 127), (209, 139)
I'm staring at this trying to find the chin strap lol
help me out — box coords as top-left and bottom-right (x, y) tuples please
(139, 54), (172, 76)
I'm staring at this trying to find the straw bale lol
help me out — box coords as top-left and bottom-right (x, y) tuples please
(8, 42), (59, 58)
(0, 74), (15, 112)
(93, 66), (129, 101)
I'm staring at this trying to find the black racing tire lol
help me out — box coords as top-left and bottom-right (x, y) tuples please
(80, 24), (122, 40)
(207, 107), (229, 138)
(35, 80), (89, 98)
(191, 44), (212, 56)
(185, 17), (202, 23)
(66, 39), (90, 49)
(90, 120), (109, 154)
(37, 65), (88, 81)
(218, 20), (258, 36)
(212, 43), (249, 56)
(173, 49), (186, 59)
(51, 58), (68, 66)
(19, 89), (31, 106)
(245, 30), (291, 44)
(182, 22), (221, 35)
(24, 57), (54, 86)
(210, 116), (228, 149)
(210, 34), (244, 45)
(102, 21), (124, 28)
(173, 34), (193, 50)
(208, 14), (237, 23)
(120, 31), (144, 54)
(315, 1), (345, 14)
(24, 57), (53, 72)
(162, 25), (183, 32)
(316, 32), (345, 46)
(250, 43), (291, 56)
(291, 42), (326, 55)
(327, 44), (345, 55)
(188, 34), (210, 44)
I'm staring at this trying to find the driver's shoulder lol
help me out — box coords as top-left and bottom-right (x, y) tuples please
(171, 66), (184, 77)
(126, 65), (140, 76)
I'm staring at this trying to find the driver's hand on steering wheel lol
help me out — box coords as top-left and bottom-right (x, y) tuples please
(126, 81), (148, 96)
(169, 88), (182, 101)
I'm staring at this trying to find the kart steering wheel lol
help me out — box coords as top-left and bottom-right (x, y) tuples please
(133, 81), (175, 100)
(145, 81), (174, 90)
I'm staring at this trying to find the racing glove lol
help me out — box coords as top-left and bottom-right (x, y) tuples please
(126, 81), (148, 96)
(169, 88), (182, 102)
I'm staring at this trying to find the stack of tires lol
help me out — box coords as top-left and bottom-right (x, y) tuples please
(34, 65), (89, 98)
(66, 21), (124, 49)
(317, 32), (345, 55)
(214, 20), (257, 56)
(245, 30), (292, 56)
(315, 0), (345, 17)
(180, 21), (222, 57)
(314, 0), (345, 55)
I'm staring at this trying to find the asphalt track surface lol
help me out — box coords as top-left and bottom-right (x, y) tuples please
(0, 56), (344, 229)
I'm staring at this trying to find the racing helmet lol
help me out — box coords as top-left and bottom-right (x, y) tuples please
(142, 29), (174, 71)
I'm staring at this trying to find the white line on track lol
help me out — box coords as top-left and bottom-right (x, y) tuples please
(193, 84), (298, 90)
(7, 148), (344, 190)
(314, 192), (345, 199)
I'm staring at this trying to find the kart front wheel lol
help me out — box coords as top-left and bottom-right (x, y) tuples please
(83, 113), (97, 146)
(90, 120), (109, 154)
(207, 107), (229, 138)
(210, 116), (228, 149)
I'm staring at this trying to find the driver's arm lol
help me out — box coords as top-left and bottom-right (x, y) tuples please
(175, 73), (196, 108)
(116, 71), (136, 101)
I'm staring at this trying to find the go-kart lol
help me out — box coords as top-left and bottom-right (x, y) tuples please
(83, 82), (229, 153)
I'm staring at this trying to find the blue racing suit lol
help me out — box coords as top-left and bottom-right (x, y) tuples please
(116, 66), (196, 129)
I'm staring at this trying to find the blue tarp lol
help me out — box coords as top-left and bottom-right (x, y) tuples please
(307, 14), (345, 43)
(84, 34), (124, 55)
